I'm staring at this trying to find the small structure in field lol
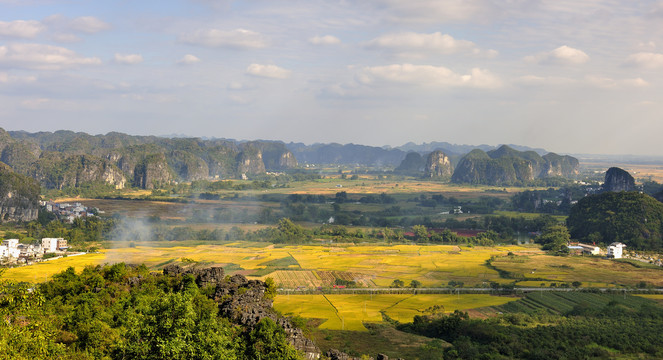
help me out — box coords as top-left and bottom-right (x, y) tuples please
(607, 242), (626, 259)
(577, 243), (601, 255)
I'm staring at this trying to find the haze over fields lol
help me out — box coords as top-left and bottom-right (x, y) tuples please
(1, 1), (662, 155)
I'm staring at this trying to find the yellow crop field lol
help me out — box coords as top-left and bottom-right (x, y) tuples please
(2, 244), (537, 288)
(384, 294), (517, 322)
(273, 294), (518, 331)
(2, 253), (107, 282)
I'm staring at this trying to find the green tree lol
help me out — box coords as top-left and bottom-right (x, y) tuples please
(536, 225), (570, 253)
(412, 225), (429, 242)
(245, 318), (301, 360)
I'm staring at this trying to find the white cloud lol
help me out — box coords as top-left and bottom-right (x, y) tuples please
(114, 53), (143, 65)
(50, 33), (81, 43)
(245, 64), (291, 79)
(229, 94), (250, 104)
(180, 28), (266, 49)
(357, 64), (501, 89)
(227, 81), (247, 90)
(20, 98), (50, 109)
(525, 45), (590, 65)
(43, 15), (110, 34)
(624, 52), (663, 69)
(309, 35), (341, 45)
(0, 20), (44, 38)
(622, 77), (649, 87)
(177, 54), (200, 65)
(68, 16), (110, 33)
(515, 75), (576, 86)
(370, 0), (496, 23)
(0, 72), (37, 84)
(584, 75), (617, 89)
(0, 43), (101, 70)
(366, 32), (487, 57)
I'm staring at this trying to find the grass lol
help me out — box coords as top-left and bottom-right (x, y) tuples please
(493, 211), (567, 222)
(497, 292), (656, 315)
(490, 254), (663, 287)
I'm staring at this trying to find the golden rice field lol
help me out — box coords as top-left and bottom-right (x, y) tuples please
(3, 244), (656, 289)
(273, 294), (517, 331)
(2, 253), (107, 283)
(2, 244), (538, 288)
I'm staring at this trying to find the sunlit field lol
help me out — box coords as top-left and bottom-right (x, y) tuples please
(274, 294), (518, 331)
(490, 254), (663, 287)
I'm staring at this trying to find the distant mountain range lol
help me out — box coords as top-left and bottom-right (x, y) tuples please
(286, 142), (549, 167)
(0, 128), (580, 190)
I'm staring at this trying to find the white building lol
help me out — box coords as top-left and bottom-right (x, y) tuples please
(2, 238), (19, 248)
(0, 239), (20, 259)
(42, 238), (63, 253)
(607, 242), (626, 259)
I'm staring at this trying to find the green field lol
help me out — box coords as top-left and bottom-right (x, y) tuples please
(498, 291), (655, 315)
(490, 254), (663, 287)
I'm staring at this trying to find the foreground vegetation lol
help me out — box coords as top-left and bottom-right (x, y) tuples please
(0, 264), (299, 360)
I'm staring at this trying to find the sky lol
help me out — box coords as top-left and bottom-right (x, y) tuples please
(0, 0), (662, 155)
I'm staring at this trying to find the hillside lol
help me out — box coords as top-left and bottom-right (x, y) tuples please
(1, 129), (297, 189)
(0, 162), (40, 222)
(567, 191), (663, 250)
(451, 145), (579, 185)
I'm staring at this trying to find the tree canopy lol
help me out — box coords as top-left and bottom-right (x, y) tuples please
(567, 191), (663, 250)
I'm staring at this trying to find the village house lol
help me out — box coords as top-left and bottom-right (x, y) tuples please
(42, 238), (67, 253)
(0, 239), (20, 259)
(607, 242), (626, 259)
(577, 243), (601, 255)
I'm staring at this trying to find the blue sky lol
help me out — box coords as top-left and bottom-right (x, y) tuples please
(1, 0), (662, 155)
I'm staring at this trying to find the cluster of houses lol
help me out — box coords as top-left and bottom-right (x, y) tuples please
(40, 200), (100, 223)
(0, 237), (68, 264)
(566, 242), (633, 260)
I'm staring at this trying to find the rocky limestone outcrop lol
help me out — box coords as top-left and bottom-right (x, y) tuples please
(541, 153), (579, 178)
(162, 264), (226, 288)
(163, 266), (321, 360)
(603, 167), (636, 192)
(30, 153), (126, 189)
(167, 150), (209, 181)
(133, 153), (173, 189)
(424, 150), (452, 179)
(326, 349), (366, 360)
(236, 148), (266, 175)
(452, 145), (579, 185)
(0, 162), (39, 222)
(395, 152), (425, 174)
(276, 150), (298, 170)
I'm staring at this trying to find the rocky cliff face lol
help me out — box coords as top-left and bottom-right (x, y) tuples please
(237, 146), (266, 175)
(452, 145), (579, 185)
(0, 129), (303, 189)
(541, 153), (579, 178)
(133, 153), (173, 189)
(168, 150), (210, 181)
(30, 153), (126, 190)
(424, 150), (453, 179)
(162, 265), (321, 360)
(603, 167), (636, 192)
(0, 162), (39, 222)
